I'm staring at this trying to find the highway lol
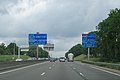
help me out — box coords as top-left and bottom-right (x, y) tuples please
(0, 61), (120, 80)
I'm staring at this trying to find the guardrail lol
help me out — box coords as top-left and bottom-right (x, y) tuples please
(81, 60), (120, 70)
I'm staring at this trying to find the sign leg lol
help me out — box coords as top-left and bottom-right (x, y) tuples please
(88, 48), (90, 60)
(18, 48), (20, 59)
(37, 45), (39, 60)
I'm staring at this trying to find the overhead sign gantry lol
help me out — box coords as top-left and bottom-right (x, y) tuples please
(28, 32), (47, 60)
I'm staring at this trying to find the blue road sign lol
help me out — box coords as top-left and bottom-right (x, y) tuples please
(82, 34), (96, 48)
(29, 34), (47, 45)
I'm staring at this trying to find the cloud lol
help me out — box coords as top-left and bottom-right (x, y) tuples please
(0, 0), (120, 57)
(4, 0), (47, 18)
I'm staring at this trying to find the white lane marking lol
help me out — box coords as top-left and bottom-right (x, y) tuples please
(73, 67), (76, 69)
(0, 62), (48, 75)
(41, 72), (45, 76)
(53, 64), (54, 67)
(49, 67), (52, 69)
(90, 66), (120, 77)
(79, 72), (84, 76)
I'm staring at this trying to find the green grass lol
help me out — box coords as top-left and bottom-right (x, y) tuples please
(75, 54), (120, 70)
(89, 57), (101, 62)
(75, 54), (105, 62)
(0, 55), (30, 62)
(82, 60), (120, 70)
(74, 54), (102, 62)
(20, 55), (30, 59)
(74, 54), (87, 61)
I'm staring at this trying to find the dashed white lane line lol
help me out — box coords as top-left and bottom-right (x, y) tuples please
(41, 72), (45, 76)
(79, 72), (84, 76)
(73, 67), (76, 70)
(49, 67), (52, 70)
(0, 62), (48, 75)
(52, 64), (54, 67)
(72, 66), (85, 77)
(90, 66), (120, 77)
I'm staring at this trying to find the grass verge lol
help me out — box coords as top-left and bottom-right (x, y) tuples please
(81, 60), (120, 70)
(74, 54), (87, 61)
(0, 55), (30, 62)
(75, 54), (120, 70)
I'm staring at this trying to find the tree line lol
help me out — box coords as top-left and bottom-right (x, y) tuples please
(66, 8), (120, 62)
(28, 45), (48, 58)
(0, 43), (18, 55)
(65, 44), (87, 58)
(0, 42), (48, 58)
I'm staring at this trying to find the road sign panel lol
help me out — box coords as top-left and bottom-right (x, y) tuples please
(43, 43), (54, 51)
(29, 34), (47, 45)
(82, 34), (96, 48)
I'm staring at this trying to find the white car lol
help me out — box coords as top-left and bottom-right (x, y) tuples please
(27, 58), (33, 61)
(59, 57), (65, 62)
(15, 58), (23, 61)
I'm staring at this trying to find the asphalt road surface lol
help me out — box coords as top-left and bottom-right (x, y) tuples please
(0, 61), (120, 80)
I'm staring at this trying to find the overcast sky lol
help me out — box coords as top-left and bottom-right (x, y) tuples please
(0, 0), (120, 57)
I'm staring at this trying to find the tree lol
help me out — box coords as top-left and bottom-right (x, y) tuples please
(38, 48), (48, 58)
(0, 43), (6, 55)
(65, 44), (87, 58)
(89, 8), (120, 61)
(28, 45), (48, 58)
(6, 43), (18, 55)
(66, 8), (120, 62)
(28, 45), (37, 57)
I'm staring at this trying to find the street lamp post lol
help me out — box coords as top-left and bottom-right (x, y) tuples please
(13, 40), (16, 59)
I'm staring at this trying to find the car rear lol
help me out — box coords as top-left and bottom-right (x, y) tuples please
(59, 57), (65, 62)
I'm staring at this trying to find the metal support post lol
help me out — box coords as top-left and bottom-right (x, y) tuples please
(37, 45), (39, 60)
(13, 40), (16, 59)
(88, 48), (90, 60)
(18, 47), (20, 59)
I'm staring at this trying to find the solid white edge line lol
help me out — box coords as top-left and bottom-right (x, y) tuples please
(0, 62), (48, 75)
(90, 66), (120, 77)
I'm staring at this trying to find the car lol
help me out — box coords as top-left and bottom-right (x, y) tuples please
(50, 58), (56, 62)
(59, 57), (65, 62)
(15, 58), (23, 61)
(27, 58), (33, 61)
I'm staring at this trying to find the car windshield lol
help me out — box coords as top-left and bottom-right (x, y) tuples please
(60, 57), (65, 59)
(0, 0), (120, 80)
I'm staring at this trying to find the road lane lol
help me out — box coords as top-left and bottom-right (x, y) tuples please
(0, 61), (53, 80)
(70, 62), (120, 80)
(44, 61), (84, 80)
(0, 61), (120, 80)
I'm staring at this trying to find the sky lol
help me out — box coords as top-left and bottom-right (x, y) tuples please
(0, 0), (120, 57)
